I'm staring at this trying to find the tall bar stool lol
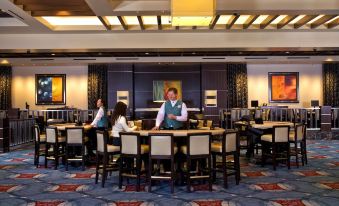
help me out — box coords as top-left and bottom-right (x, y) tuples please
(148, 133), (176, 193)
(95, 130), (120, 187)
(211, 131), (240, 188)
(182, 132), (212, 192)
(289, 123), (307, 167)
(65, 127), (86, 171)
(45, 126), (66, 170)
(119, 132), (149, 192)
(33, 125), (46, 168)
(261, 126), (290, 170)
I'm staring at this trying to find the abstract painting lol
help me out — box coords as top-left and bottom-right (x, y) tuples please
(35, 74), (66, 105)
(269, 72), (299, 103)
(153, 80), (182, 102)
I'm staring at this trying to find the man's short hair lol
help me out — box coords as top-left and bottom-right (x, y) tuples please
(167, 87), (178, 94)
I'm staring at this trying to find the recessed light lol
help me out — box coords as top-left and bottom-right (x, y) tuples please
(285, 51), (290, 54)
(145, 52), (149, 55)
(325, 58), (333, 62)
(192, 52), (196, 55)
(51, 53), (55, 56)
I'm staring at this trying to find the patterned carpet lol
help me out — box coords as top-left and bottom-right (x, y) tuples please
(0, 140), (338, 206)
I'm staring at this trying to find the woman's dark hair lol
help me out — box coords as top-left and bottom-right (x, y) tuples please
(98, 98), (105, 106)
(111, 101), (127, 125)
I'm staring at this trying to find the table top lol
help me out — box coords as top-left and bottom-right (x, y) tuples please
(51, 123), (92, 131)
(134, 128), (225, 137)
(235, 121), (294, 129)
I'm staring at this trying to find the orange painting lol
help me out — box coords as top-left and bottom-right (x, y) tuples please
(36, 74), (66, 105)
(269, 73), (298, 102)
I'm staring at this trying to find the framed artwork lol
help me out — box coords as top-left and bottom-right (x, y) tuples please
(35, 74), (66, 105)
(268, 72), (299, 103)
(153, 80), (182, 102)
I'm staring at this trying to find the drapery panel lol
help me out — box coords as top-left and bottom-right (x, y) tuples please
(88, 64), (108, 109)
(0, 66), (12, 110)
(323, 63), (339, 107)
(226, 64), (248, 108)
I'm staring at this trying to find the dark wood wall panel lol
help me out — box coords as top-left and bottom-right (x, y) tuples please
(107, 64), (133, 110)
(134, 63), (201, 109)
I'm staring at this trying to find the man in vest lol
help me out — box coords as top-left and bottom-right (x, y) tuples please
(152, 87), (188, 130)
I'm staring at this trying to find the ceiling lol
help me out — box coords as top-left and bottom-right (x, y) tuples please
(0, 0), (339, 62)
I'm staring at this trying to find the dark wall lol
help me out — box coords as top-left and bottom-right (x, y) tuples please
(134, 63), (201, 109)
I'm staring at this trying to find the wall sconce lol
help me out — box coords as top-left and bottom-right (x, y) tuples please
(117, 91), (129, 107)
(205, 90), (217, 107)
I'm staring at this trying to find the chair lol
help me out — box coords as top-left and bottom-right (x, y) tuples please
(261, 126), (290, 170)
(148, 133), (176, 193)
(211, 131), (240, 188)
(45, 126), (66, 170)
(119, 132), (149, 192)
(33, 125), (46, 168)
(95, 130), (120, 187)
(205, 120), (213, 128)
(289, 124), (307, 167)
(182, 132), (212, 192)
(65, 127), (86, 171)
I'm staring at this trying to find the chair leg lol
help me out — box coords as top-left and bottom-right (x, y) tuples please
(171, 157), (175, 194)
(119, 156), (123, 189)
(261, 142), (266, 167)
(148, 158), (152, 192)
(295, 142), (299, 168)
(222, 154), (228, 188)
(212, 153), (216, 182)
(208, 155), (212, 191)
(186, 157), (191, 192)
(102, 154), (107, 188)
(300, 142), (305, 166)
(54, 144), (59, 170)
(95, 153), (99, 184)
(235, 153), (240, 185)
(45, 144), (48, 168)
(65, 146), (69, 171)
(272, 144), (277, 171)
(136, 156), (141, 192)
(82, 145), (85, 171)
(303, 140), (308, 165)
(287, 143), (290, 170)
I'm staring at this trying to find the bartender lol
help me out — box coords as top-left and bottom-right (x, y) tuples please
(152, 87), (188, 130)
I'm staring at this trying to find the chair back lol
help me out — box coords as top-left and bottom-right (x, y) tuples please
(149, 133), (173, 156)
(231, 109), (239, 121)
(273, 126), (289, 142)
(188, 133), (211, 155)
(205, 120), (213, 128)
(224, 131), (238, 153)
(240, 109), (250, 117)
(120, 132), (140, 155)
(46, 127), (58, 143)
(134, 120), (143, 129)
(33, 125), (40, 142)
(66, 127), (84, 144)
(96, 130), (108, 153)
(255, 110), (262, 119)
(294, 124), (304, 141)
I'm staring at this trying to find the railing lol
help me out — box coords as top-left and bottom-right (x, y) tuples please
(9, 119), (35, 146)
(221, 107), (339, 130)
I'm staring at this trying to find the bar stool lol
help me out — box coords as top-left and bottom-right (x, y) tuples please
(211, 131), (240, 188)
(261, 126), (290, 170)
(95, 130), (120, 187)
(45, 126), (66, 170)
(148, 133), (176, 193)
(289, 123), (307, 167)
(33, 125), (46, 168)
(119, 132), (149, 192)
(182, 132), (212, 192)
(65, 127), (86, 171)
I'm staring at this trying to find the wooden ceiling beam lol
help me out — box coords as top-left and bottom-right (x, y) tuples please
(209, 15), (220, 30)
(311, 15), (337, 29)
(260, 15), (279, 29)
(117, 16), (128, 30)
(157, 15), (162, 30)
(97, 16), (111, 30)
(137, 16), (145, 30)
(243, 15), (259, 29)
(327, 17), (339, 29)
(294, 15), (318, 29)
(31, 11), (94, 16)
(276, 15), (298, 29)
(226, 14), (240, 29)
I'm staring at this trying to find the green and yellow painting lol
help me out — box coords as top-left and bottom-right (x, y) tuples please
(153, 80), (182, 102)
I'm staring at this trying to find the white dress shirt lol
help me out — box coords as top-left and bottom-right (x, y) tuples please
(112, 115), (137, 137)
(155, 100), (188, 127)
(90, 106), (104, 127)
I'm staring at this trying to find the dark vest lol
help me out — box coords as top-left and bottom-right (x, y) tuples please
(163, 100), (183, 129)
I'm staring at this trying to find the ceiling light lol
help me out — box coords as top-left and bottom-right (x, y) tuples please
(171, 0), (215, 26)
(142, 16), (158, 25)
(41, 16), (102, 25)
(0, 59), (9, 64)
(289, 15), (306, 24)
(216, 15), (232, 25)
(325, 58), (333, 62)
(145, 52), (149, 55)
(234, 15), (251, 24)
(51, 53), (55, 56)
(253, 15), (269, 24)
(271, 15), (287, 24)
(105, 16), (121, 25)
(123, 16), (139, 25)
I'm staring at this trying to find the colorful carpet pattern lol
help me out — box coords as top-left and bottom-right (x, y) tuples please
(0, 140), (338, 205)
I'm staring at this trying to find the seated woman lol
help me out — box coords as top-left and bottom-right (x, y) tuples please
(111, 101), (137, 146)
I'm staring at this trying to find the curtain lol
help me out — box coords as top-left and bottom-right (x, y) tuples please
(323, 63), (339, 107)
(226, 64), (248, 108)
(0, 66), (12, 110)
(88, 64), (108, 109)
